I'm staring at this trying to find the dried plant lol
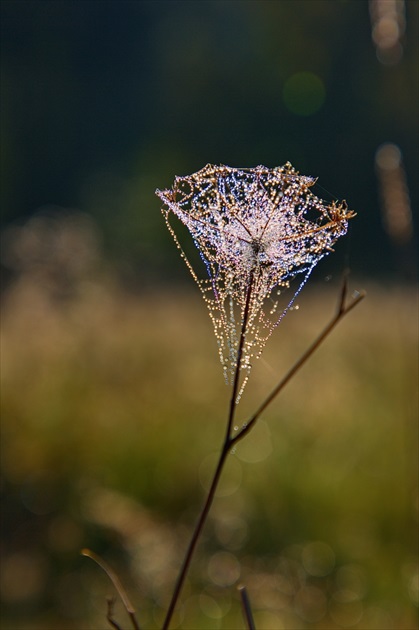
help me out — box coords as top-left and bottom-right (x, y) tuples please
(156, 163), (355, 399)
(84, 163), (364, 630)
(154, 163), (362, 629)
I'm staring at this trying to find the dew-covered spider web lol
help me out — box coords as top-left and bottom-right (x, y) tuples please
(156, 162), (355, 398)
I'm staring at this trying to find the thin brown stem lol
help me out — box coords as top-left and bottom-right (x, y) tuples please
(238, 585), (256, 630)
(226, 272), (254, 439)
(162, 276), (364, 630)
(231, 279), (366, 446)
(107, 597), (124, 630)
(162, 274), (255, 630)
(81, 549), (140, 630)
(161, 442), (230, 630)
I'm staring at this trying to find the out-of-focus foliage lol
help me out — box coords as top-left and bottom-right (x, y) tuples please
(0, 215), (417, 629)
(0, 0), (418, 281)
(0, 2), (418, 629)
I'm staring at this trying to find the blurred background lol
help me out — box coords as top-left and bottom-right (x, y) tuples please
(0, 1), (418, 629)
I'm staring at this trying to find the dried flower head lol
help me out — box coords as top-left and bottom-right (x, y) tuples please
(156, 163), (355, 394)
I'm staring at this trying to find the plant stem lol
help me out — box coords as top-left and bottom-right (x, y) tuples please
(162, 275), (254, 630)
(238, 585), (256, 630)
(81, 549), (141, 630)
(231, 278), (366, 446)
(225, 272), (254, 439)
(162, 275), (365, 630)
(161, 440), (230, 630)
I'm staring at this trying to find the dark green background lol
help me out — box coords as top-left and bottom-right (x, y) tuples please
(1, 4), (418, 628)
(1, 0), (418, 281)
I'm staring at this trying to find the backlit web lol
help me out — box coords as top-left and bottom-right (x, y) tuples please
(156, 163), (354, 395)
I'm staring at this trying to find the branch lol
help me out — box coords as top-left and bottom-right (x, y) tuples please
(162, 275), (255, 630)
(81, 549), (141, 630)
(226, 271), (255, 439)
(106, 597), (124, 630)
(231, 277), (366, 446)
(161, 275), (365, 630)
(161, 444), (230, 630)
(238, 585), (256, 630)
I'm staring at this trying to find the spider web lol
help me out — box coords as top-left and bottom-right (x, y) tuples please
(157, 162), (354, 395)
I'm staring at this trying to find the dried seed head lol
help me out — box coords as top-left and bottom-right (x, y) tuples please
(157, 163), (354, 391)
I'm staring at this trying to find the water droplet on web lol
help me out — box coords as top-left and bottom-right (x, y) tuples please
(233, 426), (239, 432)
(157, 162), (354, 399)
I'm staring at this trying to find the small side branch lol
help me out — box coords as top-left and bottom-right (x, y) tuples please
(81, 549), (141, 630)
(107, 597), (124, 630)
(232, 277), (366, 446)
(161, 276), (364, 630)
(238, 585), (256, 630)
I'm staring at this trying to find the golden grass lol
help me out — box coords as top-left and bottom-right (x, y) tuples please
(1, 278), (417, 629)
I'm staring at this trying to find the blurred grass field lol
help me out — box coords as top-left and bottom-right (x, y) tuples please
(1, 264), (418, 629)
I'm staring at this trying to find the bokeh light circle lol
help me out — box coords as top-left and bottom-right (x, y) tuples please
(283, 72), (326, 116)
